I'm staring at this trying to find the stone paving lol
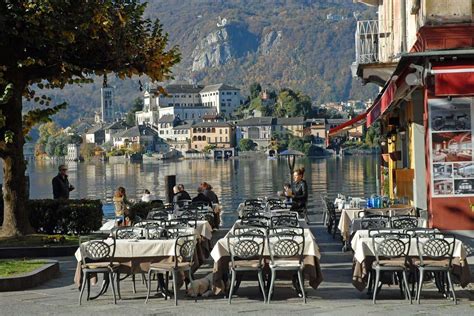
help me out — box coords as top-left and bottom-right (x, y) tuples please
(0, 224), (472, 316)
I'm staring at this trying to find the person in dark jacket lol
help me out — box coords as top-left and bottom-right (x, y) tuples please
(173, 184), (192, 206)
(291, 167), (308, 214)
(192, 186), (212, 205)
(52, 165), (74, 199)
(201, 182), (219, 205)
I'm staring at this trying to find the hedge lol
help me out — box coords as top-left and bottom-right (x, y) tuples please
(27, 199), (103, 235)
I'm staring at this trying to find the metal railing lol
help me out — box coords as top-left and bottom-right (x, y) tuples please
(355, 20), (402, 65)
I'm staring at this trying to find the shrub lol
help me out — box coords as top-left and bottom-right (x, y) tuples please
(28, 199), (103, 235)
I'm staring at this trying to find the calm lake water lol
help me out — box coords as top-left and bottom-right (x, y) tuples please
(4, 156), (378, 227)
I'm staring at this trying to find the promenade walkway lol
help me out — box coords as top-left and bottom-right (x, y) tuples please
(0, 223), (472, 316)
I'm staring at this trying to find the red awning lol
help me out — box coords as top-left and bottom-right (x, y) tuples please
(328, 112), (367, 137)
(432, 63), (474, 96)
(366, 80), (397, 126)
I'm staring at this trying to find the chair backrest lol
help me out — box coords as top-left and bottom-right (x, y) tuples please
(270, 213), (299, 228)
(244, 199), (263, 207)
(240, 216), (269, 228)
(147, 209), (169, 220)
(241, 207), (265, 219)
(233, 226), (267, 237)
(325, 198), (337, 217)
(79, 236), (115, 265)
(165, 226), (195, 239)
(268, 227), (305, 264)
(197, 211), (215, 225)
(146, 226), (166, 240)
(113, 226), (146, 239)
(227, 232), (265, 267)
(390, 216), (418, 229)
(416, 233), (455, 267)
(360, 216), (390, 230)
(190, 201), (211, 208)
(372, 233), (410, 264)
(176, 199), (192, 208)
(134, 220), (163, 228)
(173, 234), (197, 268)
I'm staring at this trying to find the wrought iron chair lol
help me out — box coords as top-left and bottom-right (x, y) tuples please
(146, 226), (167, 240)
(240, 215), (269, 228)
(197, 210), (215, 227)
(415, 233), (457, 304)
(403, 228), (439, 236)
(112, 226), (146, 240)
(371, 233), (412, 304)
(390, 216), (419, 229)
(78, 236), (119, 305)
(244, 199), (264, 207)
(133, 220), (163, 229)
(267, 227), (306, 303)
(145, 234), (197, 306)
(147, 209), (170, 221)
(227, 232), (266, 304)
(360, 216), (390, 230)
(325, 198), (340, 239)
(270, 212), (299, 228)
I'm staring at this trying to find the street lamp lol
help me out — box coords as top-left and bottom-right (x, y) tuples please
(279, 149), (305, 184)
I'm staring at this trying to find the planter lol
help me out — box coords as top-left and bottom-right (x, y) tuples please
(0, 245), (77, 259)
(0, 260), (59, 292)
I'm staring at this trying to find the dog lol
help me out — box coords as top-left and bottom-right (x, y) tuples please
(186, 273), (214, 298)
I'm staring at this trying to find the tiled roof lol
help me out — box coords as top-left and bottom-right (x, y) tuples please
(200, 83), (239, 93)
(236, 117), (274, 126)
(163, 84), (204, 94)
(192, 121), (233, 128)
(276, 117), (305, 125)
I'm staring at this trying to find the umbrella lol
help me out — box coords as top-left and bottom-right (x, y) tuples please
(279, 149), (305, 184)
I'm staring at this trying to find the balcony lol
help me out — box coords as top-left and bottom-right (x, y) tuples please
(353, 19), (403, 85)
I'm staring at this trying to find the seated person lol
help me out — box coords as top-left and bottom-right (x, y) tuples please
(192, 186), (212, 205)
(173, 184), (191, 207)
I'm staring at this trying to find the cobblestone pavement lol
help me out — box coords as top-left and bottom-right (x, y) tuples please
(0, 224), (472, 316)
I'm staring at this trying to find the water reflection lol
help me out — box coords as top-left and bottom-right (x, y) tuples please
(2, 156), (377, 227)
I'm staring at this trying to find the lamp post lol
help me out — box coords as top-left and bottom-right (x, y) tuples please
(279, 149), (305, 184)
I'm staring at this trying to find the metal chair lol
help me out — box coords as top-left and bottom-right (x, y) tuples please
(146, 226), (167, 240)
(240, 216), (269, 228)
(78, 236), (119, 305)
(415, 233), (457, 304)
(390, 216), (418, 229)
(145, 234), (197, 306)
(227, 232), (266, 304)
(270, 212), (299, 228)
(360, 216), (390, 230)
(147, 209), (169, 221)
(112, 226), (146, 240)
(403, 228), (439, 236)
(371, 233), (412, 304)
(267, 227), (306, 303)
(325, 198), (340, 239)
(134, 220), (163, 229)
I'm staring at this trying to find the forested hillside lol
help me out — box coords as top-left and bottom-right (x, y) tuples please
(25, 0), (377, 127)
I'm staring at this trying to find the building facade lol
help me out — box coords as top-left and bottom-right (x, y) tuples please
(191, 121), (235, 151)
(101, 86), (115, 123)
(331, 0), (474, 231)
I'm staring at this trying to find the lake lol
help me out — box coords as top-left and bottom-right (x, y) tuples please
(5, 156), (378, 227)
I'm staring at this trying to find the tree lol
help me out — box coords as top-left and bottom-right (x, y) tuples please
(125, 97), (144, 126)
(249, 82), (262, 99)
(238, 138), (256, 151)
(0, 1), (180, 237)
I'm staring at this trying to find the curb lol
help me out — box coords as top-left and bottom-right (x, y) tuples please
(0, 246), (77, 259)
(0, 259), (59, 292)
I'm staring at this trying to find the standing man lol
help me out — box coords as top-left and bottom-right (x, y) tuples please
(52, 164), (74, 199)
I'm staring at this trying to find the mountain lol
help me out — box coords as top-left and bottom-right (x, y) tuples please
(25, 0), (377, 127)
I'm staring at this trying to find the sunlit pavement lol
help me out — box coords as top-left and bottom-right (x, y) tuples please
(0, 221), (472, 316)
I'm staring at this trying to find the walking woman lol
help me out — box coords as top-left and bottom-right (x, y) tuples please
(291, 167), (308, 219)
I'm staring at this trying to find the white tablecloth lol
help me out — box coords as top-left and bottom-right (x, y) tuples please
(337, 208), (363, 241)
(350, 230), (467, 264)
(76, 220), (212, 262)
(210, 222), (320, 262)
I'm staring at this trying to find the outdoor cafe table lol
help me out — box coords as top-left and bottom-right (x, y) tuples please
(338, 206), (417, 241)
(210, 220), (323, 294)
(350, 230), (471, 291)
(73, 220), (213, 289)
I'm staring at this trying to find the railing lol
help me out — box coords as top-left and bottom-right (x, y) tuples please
(355, 20), (402, 65)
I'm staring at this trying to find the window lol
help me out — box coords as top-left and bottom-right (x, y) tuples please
(198, 136), (202, 141)
(234, 92), (237, 95)
(225, 136), (228, 142)
(220, 137), (222, 142)
(212, 128), (216, 133)
(202, 135), (206, 141)
(227, 99), (231, 101)
(219, 129), (222, 134)
(193, 136), (197, 141)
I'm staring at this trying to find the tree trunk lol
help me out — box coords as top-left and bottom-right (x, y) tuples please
(0, 79), (33, 237)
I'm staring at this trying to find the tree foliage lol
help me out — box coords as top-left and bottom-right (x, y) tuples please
(126, 97), (144, 126)
(0, 0), (180, 237)
(238, 138), (256, 151)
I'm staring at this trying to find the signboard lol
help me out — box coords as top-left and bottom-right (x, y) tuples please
(429, 97), (474, 196)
